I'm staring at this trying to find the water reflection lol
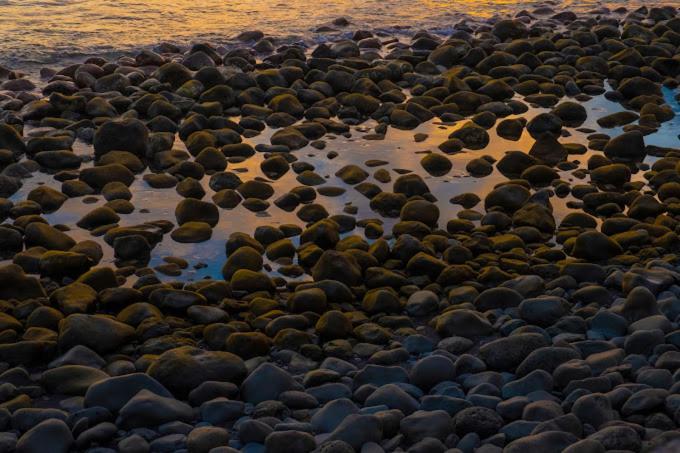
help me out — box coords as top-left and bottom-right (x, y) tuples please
(10, 85), (679, 283)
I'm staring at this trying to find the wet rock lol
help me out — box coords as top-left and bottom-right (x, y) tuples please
(80, 164), (135, 190)
(505, 431), (578, 453)
(175, 198), (219, 227)
(485, 183), (530, 212)
(316, 310), (352, 340)
(312, 250), (362, 286)
(436, 309), (493, 338)
(449, 122), (489, 150)
(41, 365), (108, 395)
(25, 222), (76, 251)
(455, 406), (504, 437)
(527, 113), (562, 139)
(76, 206), (120, 230)
(0, 264), (46, 300)
(265, 430), (315, 453)
(410, 355), (455, 390)
(603, 130), (646, 161)
(241, 363), (299, 404)
(148, 346), (246, 397)
(59, 314), (134, 354)
(85, 373), (172, 413)
(16, 419), (73, 453)
(94, 118), (149, 158)
(621, 286), (660, 322)
(171, 222), (213, 243)
(493, 19), (528, 41)
(118, 389), (192, 429)
(325, 413), (382, 450)
(572, 231), (623, 261)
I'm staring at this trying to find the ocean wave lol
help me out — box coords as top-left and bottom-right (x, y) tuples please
(0, 0), (651, 73)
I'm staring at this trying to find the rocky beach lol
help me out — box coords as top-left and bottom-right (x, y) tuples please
(0, 1), (680, 452)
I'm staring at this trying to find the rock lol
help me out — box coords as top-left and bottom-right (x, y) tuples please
(493, 19), (528, 41)
(148, 346), (246, 397)
(527, 113), (562, 139)
(571, 393), (616, 429)
(597, 111), (639, 128)
(99, 150), (145, 173)
(50, 282), (97, 315)
(603, 130), (646, 161)
(230, 269), (274, 293)
(80, 164), (135, 190)
(171, 222), (213, 243)
(73, 422), (118, 449)
(516, 347), (581, 376)
(241, 363), (299, 404)
(200, 398), (244, 425)
(552, 102), (587, 127)
(618, 76), (661, 99)
(621, 388), (668, 415)
(85, 373), (172, 413)
(588, 425), (641, 451)
(312, 250), (362, 286)
(113, 234), (151, 261)
(59, 314), (135, 354)
(41, 365), (108, 395)
(0, 226), (22, 259)
(621, 286), (660, 322)
(502, 369), (553, 398)
(225, 332), (270, 359)
(365, 384), (418, 414)
(27, 186), (67, 213)
(480, 333), (549, 370)
(400, 410), (452, 443)
(118, 389), (193, 429)
(16, 419), (73, 453)
(0, 264), (46, 300)
(187, 426), (230, 453)
(455, 406), (504, 437)
(400, 200), (439, 228)
(316, 310), (352, 339)
(410, 355), (455, 390)
(325, 414), (383, 450)
(25, 222), (76, 251)
(93, 118), (148, 157)
(77, 206), (120, 230)
(421, 153), (452, 176)
(311, 399), (359, 433)
(153, 61), (192, 88)
(485, 183), (530, 212)
(406, 290), (439, 316)
(289, 288), (327, 313)
(519, 296), (569, 327)
(428, 43), (471, 67)
(264, 431), (315, 453)
(449, 122), (489, 150)
(0, 123), (26, 155)
(436, 310), (493, 338)
(175, 198), (219, 227)
(40, 250), (92, 278)
(572, 231), (623, 261)
(529, 136), (567, 166)
(505, 431), (578, 453)
(590, 164), (631, 186)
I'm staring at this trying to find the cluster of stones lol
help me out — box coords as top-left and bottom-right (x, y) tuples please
(0, 3), (679, 453)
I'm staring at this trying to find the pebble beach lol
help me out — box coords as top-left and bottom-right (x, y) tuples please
(0, 2), (679, 453)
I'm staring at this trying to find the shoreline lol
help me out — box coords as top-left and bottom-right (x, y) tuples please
(0, 3), (679, 453)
